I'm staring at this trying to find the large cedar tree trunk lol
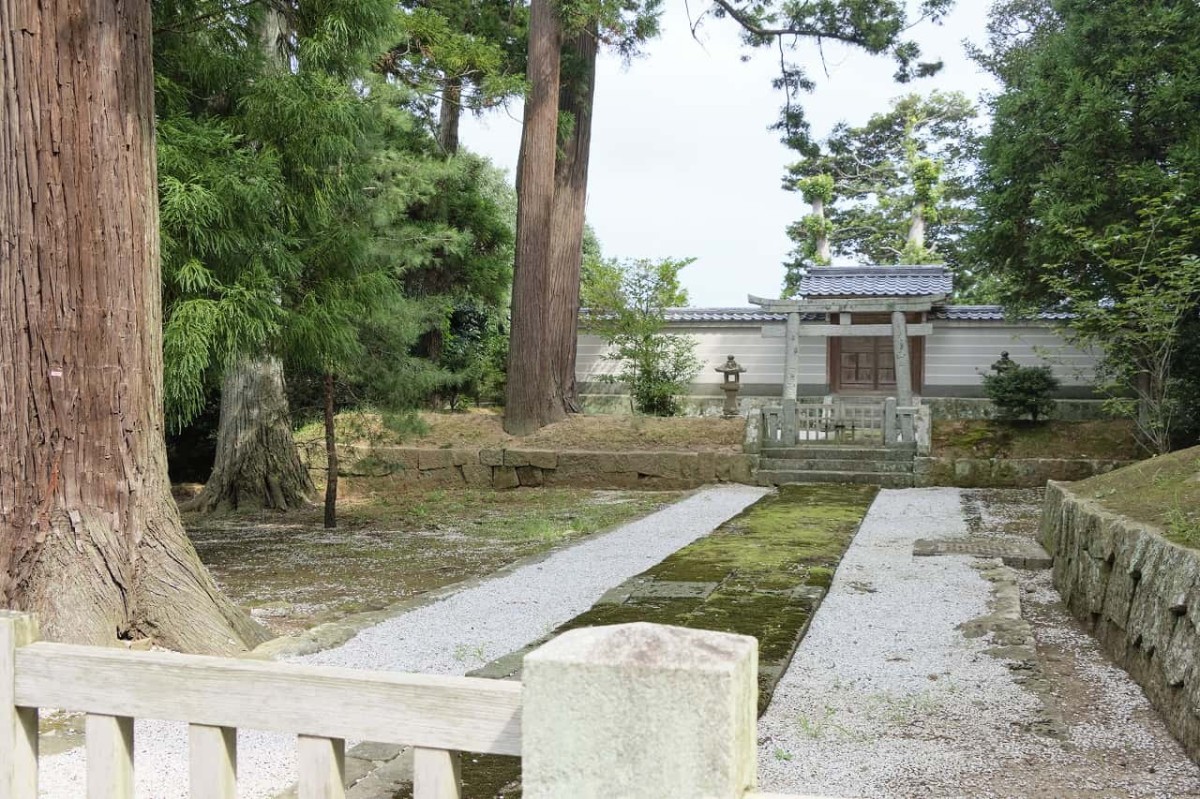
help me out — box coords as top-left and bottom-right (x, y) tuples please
(548, 25), (599, 414)
(184, 357), (314, 513)
(188, 5), (312, 512)
(504, 0), (566, 435)
(0, 1), (269, 653)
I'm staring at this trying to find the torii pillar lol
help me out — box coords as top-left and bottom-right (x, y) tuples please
(891, 310), (913, 405)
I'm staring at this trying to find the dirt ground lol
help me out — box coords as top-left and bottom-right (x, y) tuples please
(185, 480), (682, 636)
(297, 408), (745, 452)
(957, 489), (1200, 797)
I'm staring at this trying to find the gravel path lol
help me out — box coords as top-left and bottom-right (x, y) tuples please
(757, 487), (1200, 799)
(37, 485), (768, 798)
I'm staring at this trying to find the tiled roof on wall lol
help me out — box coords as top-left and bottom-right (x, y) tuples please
(797, 265), (953, 297)
(932, 306), (1074, 321)
(643, 305), (1072, 324)
(663, 307), (788, 322)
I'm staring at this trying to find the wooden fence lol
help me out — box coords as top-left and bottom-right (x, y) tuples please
(761, 397), (920, 448)
(0, 613), (838, 799)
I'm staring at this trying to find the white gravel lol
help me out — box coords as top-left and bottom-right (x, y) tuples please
(758, 487), (1037, 796)
(36, 485), (767, 798)
(757, 487), (1200, 799)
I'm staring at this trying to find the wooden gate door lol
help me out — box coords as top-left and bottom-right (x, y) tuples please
(837, 337), (896, 392)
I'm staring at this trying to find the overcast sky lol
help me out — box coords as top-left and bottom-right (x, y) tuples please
(459, 1), (998, 307)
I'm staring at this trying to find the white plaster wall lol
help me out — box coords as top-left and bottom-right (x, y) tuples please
(924, 322), (1098, 388)
(578, 322), (816, 387)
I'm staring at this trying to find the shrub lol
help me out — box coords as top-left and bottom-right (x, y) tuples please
(982, 356), (1060, 422)
(582, 257), (701, 416)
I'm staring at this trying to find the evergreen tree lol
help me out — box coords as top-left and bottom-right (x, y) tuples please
(781, 91), (981, 294)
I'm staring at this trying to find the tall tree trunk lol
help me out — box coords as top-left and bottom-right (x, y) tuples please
(906, 201), (927, 259)
(184, 358), (314, 513)
(504, 0), (565, 435)
(548, 25), (599, 414)
(812, 197), (831, 263)
(323, 373), (339, 530)
(0, 0), (269, 653)
(189, 3), (311, 512)
(438, 76), (463, 155)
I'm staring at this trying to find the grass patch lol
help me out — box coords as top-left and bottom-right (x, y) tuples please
(298, 408), (745, 452)
(932, 419), (1139, 460)
(1074, 445), (1200, 549)
(186, 482), (681, 634)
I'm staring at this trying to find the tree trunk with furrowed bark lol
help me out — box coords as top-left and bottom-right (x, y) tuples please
(548, 24), (598, 414)
(183, 356), (314, 513)
(504, 0), (566, 435)
(0, 0), (270, 653)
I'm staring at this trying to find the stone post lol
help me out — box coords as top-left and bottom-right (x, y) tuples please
(521, 623), (758, 799)
(891, 310), (913, 405)
(783, 311), (800, 401)
(883, 396), (897, 447)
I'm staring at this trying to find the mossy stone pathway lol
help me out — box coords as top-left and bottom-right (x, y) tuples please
(460, 483), (879, 799)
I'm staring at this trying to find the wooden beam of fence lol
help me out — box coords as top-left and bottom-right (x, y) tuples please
(14, 642), (522, 756)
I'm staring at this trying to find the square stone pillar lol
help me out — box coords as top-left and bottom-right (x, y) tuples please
(891, 310), (913, 405)
(521, 622), (758, 799)
(783, 311), (800, 400)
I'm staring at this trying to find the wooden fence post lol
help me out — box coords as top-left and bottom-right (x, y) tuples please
(0, 611), (39, 798)
(521, 622), (758, 799)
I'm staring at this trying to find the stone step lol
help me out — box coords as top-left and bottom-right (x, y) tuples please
(759, 458), (914, 474)
(756, 470), (915, 489)
(761, 445), (915, 462)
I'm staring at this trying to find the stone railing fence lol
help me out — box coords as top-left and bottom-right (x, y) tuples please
(0, 614), (840, 799)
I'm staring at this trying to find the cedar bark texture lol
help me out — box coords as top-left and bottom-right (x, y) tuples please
(184, 356), (314, 513)
(504, 0), (565, 436)
(548, 25), (598, 414)
(0, 0), (269, 653)
(437, 76), (463, 155)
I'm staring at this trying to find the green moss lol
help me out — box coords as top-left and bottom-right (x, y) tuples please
(1076, 446), (1200, 549)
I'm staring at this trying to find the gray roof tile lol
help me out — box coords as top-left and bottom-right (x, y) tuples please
(798, 265), (952, 297)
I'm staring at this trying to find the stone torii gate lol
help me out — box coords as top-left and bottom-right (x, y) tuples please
(748, 293), (943, 406)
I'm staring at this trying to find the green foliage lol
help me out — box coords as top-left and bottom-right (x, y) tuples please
(1043, 188), (1200, 454)
(797, 174), (834, 205)
(982, 359), (1059, 423)
(383, 0), (527, 127)
(583, 258), (701, 416)
(972, 0), (1200, 306)
(783, 90), (980, 276)
(154, 0), (516, 429)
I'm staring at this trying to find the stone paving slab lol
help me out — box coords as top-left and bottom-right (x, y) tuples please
(913, 536), (1053, 569)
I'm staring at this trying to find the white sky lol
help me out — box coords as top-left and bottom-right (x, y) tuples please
(460, 1), (998, 307)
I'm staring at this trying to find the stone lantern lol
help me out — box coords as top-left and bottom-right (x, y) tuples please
(714, 355), (746, 418)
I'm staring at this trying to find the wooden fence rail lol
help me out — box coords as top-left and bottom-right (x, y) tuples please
(0, 612), (839, 799)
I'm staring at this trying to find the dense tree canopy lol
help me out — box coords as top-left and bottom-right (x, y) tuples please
(971, 0), (1200, 305)
(782, 90), (981, 294)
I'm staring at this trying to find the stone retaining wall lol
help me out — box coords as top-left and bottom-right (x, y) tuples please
(310, 444), (757, 490)
(914, 457), (1132, 488)
(1041, 481), (1200, 761)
